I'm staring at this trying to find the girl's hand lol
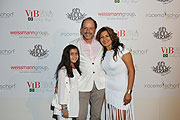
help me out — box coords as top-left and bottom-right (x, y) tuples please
(55, 81), (58, 93)
(55, 86), (58, 93)
(62, 109), (68, 118)
(123, 93), (132, 106)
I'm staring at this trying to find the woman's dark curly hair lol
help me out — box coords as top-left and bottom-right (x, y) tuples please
(96, 26), (124, 61)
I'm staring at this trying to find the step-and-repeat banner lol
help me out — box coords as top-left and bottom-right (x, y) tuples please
(0, 0), (180, 120)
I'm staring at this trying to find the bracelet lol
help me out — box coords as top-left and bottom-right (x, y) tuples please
(61, 107), (67, 110)
(126, 89), (132, 94)
(61, 105), (67, 109)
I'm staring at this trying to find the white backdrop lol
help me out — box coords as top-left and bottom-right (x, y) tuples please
(0, 0), (180, 120)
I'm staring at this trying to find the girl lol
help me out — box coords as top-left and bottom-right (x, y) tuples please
(52, 44), (81, 120)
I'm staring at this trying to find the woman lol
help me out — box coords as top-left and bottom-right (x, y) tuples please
(52, 44), (81, 120)
(96, 27), (135, 120)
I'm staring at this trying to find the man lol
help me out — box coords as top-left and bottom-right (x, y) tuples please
(70, 17), (105, 120)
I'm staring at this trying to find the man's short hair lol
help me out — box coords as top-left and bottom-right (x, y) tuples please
(81, 17), (97, 29)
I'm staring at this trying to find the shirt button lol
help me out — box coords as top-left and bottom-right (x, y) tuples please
(93, 72), (95, 74)
(66, 82), (68, 84)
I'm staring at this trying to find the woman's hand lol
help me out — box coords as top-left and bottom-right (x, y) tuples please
(123, 93), (132, 106)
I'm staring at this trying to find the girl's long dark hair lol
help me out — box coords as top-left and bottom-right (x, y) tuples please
(96, 26), (124, 61)
(55, 44), (81, 80)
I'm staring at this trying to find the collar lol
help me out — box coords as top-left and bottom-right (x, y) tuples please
(80, 36), (95, 44)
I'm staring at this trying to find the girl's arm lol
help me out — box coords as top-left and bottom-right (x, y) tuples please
(58, 69), (69, 105)
(58, 69), (69, 117)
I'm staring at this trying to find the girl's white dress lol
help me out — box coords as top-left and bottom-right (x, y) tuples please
(52, 67), (80, 120)
(102, 46), (134, 120)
